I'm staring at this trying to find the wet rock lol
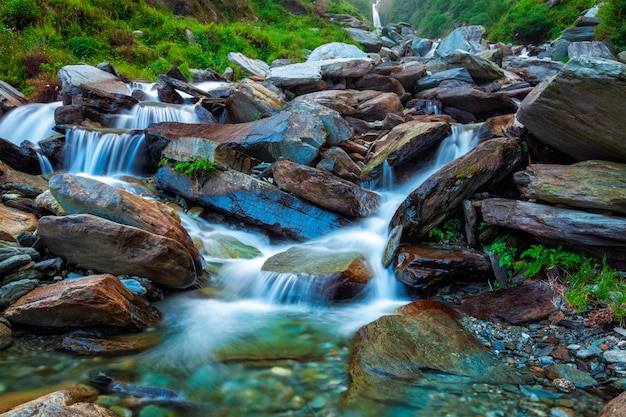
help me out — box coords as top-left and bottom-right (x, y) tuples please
(477, 114), (523, 140)
(481, 198), (626, 249)
(459, 282), (557, 324)
(145, 111), (328, 165)
(282, 100), (351, 146)
(0, 384), (116, 417)
(437, 88), (518, 119)
(64, 84), (137, 114)
(261, 245), (373, 302)
(514, 160), (626, 215)
(347, 300), (520, 403)
(225, 78), (284, 123)
(0, 203), (38, 236)
(37, 214), (197, 288)
(4, 274), (161, 329)
(0, 140), (41, 175)
(436, 26), (488, 55)
(157, 82), (184, 104)
(517, 57), (626, 163)
(199, 233), (261, 260)
(394, 245), (492, 290)
(154, 165), (350, 241)
(546, 364), (597, 388)
(604, 350), (626, 364)
(0, 80), (27, 117)
(272, 159), (380, 218)
(156, 74), (212, 100)
(227, 52), (270, 77)
(1, 168), (48, 198)
(598, 391), (626, 417)
(58, 64), (130, 97)
(316, 147), (361, 182)
(48, 174), (203, 274)
(386, 137), (524, 262)
(57, 330), (160, 356)
(505, 57), (565, 85)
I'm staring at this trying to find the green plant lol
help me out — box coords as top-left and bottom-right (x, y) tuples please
(3, 0), (40, 30)
(428, 217), (464, 243)
(484, 235), (517, 270)
(176, 158), (218, 177)
(68, 36), (104, 59)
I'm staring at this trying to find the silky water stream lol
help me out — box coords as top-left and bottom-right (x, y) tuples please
(0, 97), (608, 416)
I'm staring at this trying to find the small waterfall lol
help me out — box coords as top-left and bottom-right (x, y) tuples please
(372, 0), (382, 29)
(0, 102), (61, 145)
(63, 127), (147, 176)
(424, 41), (440, 58)
(115, 101), (200, 129)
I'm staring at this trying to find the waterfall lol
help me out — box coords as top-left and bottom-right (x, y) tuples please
(63, 127), (148, 176)
(372, 0), (382, 29)
(115, 101), (200, 129)
(0, 102), (61, 145)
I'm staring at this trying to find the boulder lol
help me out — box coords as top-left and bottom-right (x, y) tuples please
(63, 84), (138, 113)
(320, 58), (374, 78)
(57, 64), (130, 96)
(386, 137), (524, 261)
(272, 159), (380, 218)
(347, 300), (520, 403)
(282, 100), (352, 146)
(306, 42), (368, 61)
(437, 88), (518, 119)
(567, 41), (616, 60)
(145, 111), (327, 165)
(344, 28), (383, 53)
(266, 61), (323, 88)
(0, 80), (27, 117)
(1, 168), (48, 198)
(436, 26), (488, 55)
(361, 121), (451, 181)
(296, 90), (358, 116)
(353, 74), (405, 95)
(429, 50), (504, 81)
(517, 57), (626, 163)
(387, 61), (427, 92)
(316, 146), (362, 183)
(48, 174), (203, 273)
(225, 78), (284, 123)
(559, 26), (595, 42)
(3, 274), (161, 329)
(154, 165), (350, 241)
(505, 57), (565, 85)
(156, 74), (213, 100)
(481, 198), (626, 249)
(0, 204), (38, 236)
(513, 160), (626, 215)
(37, 215), (197, 288)
(417, 68), (474, 90)
(261, 245), (373, 302)
(459, 281), (557, 324)
(0, 140), (41, 175)
(598, 391), (626, 417)
(352, 90), (403, 121)
(394, 245), (492, 290)
(227, 52), (270, 77)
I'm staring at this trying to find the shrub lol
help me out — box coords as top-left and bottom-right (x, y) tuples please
(3, 0), (40, 30)
(68, 36), (104, 59)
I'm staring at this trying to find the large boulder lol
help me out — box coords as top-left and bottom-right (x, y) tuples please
(57, 64), (130, 96)
(145, 111), (328, 165)
(436, 26), (488, 56)
(3, 274), (161, 329)
(225, 78), (284, 123)
(437, 88), (518, 119)
(261, 245), (373, 302)
(0, 80), (27, 117)
(47, 174), (204, 273)
(272, 159), (380, 218)
(352, 90), (403, 121)
(282, 99), (352, 146)
(428, 49), (504, 82)
(154, 165), (350, 241)
(0, 204), (38, 237)
(296, 90), (358, 116)
(37, 214), (197, 288)
(227, 52), (270, 77)
(505, 57), (565, 85)
(306, 42), (368, 61)
(344, 28), (383, 53)
(517, 57), (626, 163)
(513, 160), (626, 215)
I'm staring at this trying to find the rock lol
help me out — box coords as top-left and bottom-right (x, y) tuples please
(48, 174), (203, 274)
(272, 159), (380, 218)
(436, 26), (488, 55)
(598, 391), (626, 417)
(505, 57), (565, 85)
(344, 28), (382, 53)
(4, 274), (161, 329)
(227, 52), (270, 77)
(481, 198), (626, 249)
(35, 190), (65, 216)
(37, 215), (197, 288)
(0, 279), (40, 308)
(394, 245), (492, 290)
(567, 41), (616, 60)
(550, 38), (571, 61)
(387, 61), (427, 93)
(57, 330), (160, 356)
(145, 111), (328, 166)
(604, 350), (626, 364)
(282, 100), (351, 146)
(352, 90), (403, 121)
(437, 88), (518, 119)
(411, 37), (433, 57)
(546, 364), (597, 388)
(353, 74), (405, 96)
(361, 121), (451, 181)
(417, 68), (474, 90)
(325, 14), (371, 31)
(316, 147), (362, 182)
(459, 282), (557, 324)
(266, 61), (323, 88)
(306, 42), (368, 61)
(63, 84), (137, 113)
(156, 74), (212, 100)
(0, 384), (117, 417)
(296, 90), (358, 116)
(514, 160), (626, 215)
(430, 50), (504, 81)
(387, 137), (524, 261)
(157, 82), (184, 104)
(225, 78), (284, 123)
(320, 58), (374, 78)
(347, 300), (519, 403)
(1, 168), (48, 198)
(575, 15), (601, 27)
(0, 204), (38, 236)
(0, 80), (27, 117)
(0, 140), (41, 175)
(261, 245), (373, 302)
(58, 64), (130, 96)
(477, 114), (524, 140)
(559, 26), (595, 42)
(154, 165), (350, 241)
(518, 57), (626, 162)
(199, 233), (261, 260)
(0, 254), (33, 276)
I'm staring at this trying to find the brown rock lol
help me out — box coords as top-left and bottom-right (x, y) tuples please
(352, 90), (404, 122)
(458, 281), (557, 324)
(0, 204), (38, 236)
(353, 74), (405, 95)
(296, 90), (358, 116)
(57, 330), (160, 356)
(3, 274), (161, 329)
(598, 391), (626, 417)
(316, 147), (362, 182)
(0, 140), (41, 175)
(1, 168), (48, 198)
(437, 88), (518, 119)
(37, 214), (197, 288)
(272, 159), (380, 218)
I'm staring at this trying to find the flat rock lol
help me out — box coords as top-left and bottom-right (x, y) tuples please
(0, 204), (38, 236)
(306, 42), (369, 61)
(227, 52), (270, 77)
(57, 330), (160, 356)
(225, 78), (284, 123)
(295, 90), (358, 116)
(598, 391), (626, 417)
(505, 57), (565, 85)
(459, 281), (557, 324)
(4, 274), (161, 329)
(57, 64), (130, 96)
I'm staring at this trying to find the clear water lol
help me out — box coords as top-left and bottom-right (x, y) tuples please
(0, 101), (608, 415)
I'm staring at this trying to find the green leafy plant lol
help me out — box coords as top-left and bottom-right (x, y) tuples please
(484, 235), (517, 270)
(160, 157), (218, 178)
(3, 0), (40, 30)
(427, 217), (464, 243)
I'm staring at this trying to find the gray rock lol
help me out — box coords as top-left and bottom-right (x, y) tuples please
(505, 56), (565, 85)
(266, 62), (323, 88)
(0, 254), (33, 276)
(559, 26), (595, 42)
(320, 58), (374, 78)
(0, 279), (39, 307)
(0, 80), (27, 116)
(225, 78), (284, 123)
(550, 38), (571, 61)
(604, 350), (626, 364)
(411, 38), (433, 57)
(307, 42), (368, 62)
(568, 41), (616, 60)
(282, 100), (351, 146)
(344, 28), (383, 53)
(517, 57), (626, 162)
(417, 68), (474, 90)
(227, 52), (270, 77)
(58, 64), (130, 96)
(428, 49), (504, 81)
(436, 26), (488, 56)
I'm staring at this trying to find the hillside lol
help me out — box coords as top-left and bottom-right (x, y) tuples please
(0, 0), (364, 98)
(347, 0), (625, 52)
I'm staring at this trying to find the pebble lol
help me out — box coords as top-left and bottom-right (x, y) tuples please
(310, 395), (326, 408)
(552, 378), (576, 393)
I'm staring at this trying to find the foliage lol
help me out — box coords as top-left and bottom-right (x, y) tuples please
(427, 217), (464, 244)
(484, 235), (517, 270)
(160, 157), (218, 177)
(596, 0), (626, 52)
(2, 0), (41, 30)
(68, 36), (105, 59)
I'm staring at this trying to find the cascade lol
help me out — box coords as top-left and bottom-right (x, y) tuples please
(115, 101), (200, 129)
(0, 102), (61, 145)
(372, 0), (382, 29)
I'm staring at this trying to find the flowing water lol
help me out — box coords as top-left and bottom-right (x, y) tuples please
(0, 99), (608, 416)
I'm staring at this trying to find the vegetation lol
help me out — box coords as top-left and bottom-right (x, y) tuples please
(0, 0), (357, 97)
(484, 238), (626, 324)
(159, 157), (218, 177)
(427, 217), (464, 244)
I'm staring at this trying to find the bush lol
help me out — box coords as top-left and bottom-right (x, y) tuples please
(3, 0), (40, 30)
(68, 36), (104, 59)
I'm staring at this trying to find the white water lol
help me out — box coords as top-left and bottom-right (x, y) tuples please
(115, 101), (200, 129)
(0, 102), (61, 145)
(372, 0), (382, 29)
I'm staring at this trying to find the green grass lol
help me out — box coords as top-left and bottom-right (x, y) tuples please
(159, 157), (218, 177)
